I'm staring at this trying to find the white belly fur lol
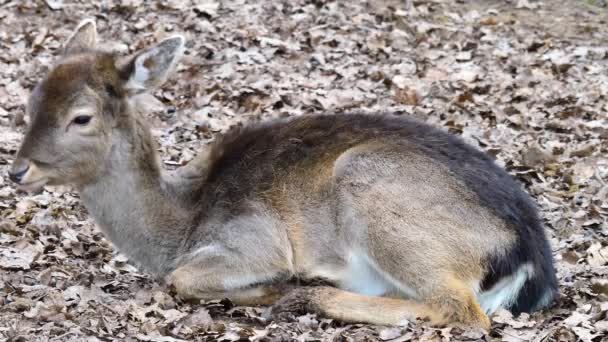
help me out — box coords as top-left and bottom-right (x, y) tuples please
(308, 250), (417, 298)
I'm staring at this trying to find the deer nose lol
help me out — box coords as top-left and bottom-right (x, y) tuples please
(8, 165), (29, 184)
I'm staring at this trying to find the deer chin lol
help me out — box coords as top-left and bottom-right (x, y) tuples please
(18, 177), (49, 192)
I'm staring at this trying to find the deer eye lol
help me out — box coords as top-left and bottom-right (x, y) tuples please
(72, 115), (92, 125)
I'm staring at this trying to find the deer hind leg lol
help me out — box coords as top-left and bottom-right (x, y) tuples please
(425, 275), (491, 329)
(270, 277), (489, 329)
(270, 286), (444, 326)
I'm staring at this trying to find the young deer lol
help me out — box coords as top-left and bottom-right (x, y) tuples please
(9, 21), (557, 329)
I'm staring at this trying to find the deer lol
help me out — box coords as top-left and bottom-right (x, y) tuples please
(8, 20), (557, 329)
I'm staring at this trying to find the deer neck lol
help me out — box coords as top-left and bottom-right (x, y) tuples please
(78, 115), (191, 276)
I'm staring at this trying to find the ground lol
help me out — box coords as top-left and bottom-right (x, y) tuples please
(0, 0), (607, 341)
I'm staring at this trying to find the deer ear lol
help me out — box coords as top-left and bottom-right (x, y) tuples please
(64, 19), (97, 55)
(122, 36), (185, 95)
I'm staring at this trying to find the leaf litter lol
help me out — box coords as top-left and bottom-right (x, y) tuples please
(1, 0), (607, 340)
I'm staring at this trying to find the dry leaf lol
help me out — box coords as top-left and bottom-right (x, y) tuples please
(587, 243), (608, 266)
(0, 242), (43, 270)
(379, 327), (403, 340)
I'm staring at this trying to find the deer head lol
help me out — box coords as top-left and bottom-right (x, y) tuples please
(8, 20), (184, 191)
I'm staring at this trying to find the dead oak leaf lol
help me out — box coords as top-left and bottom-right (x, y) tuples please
(379, 327), (403, 340)
(394, 87), (421, 106)
(563, 311), (592, 327)
(587, 243), (608, 266)
(182, 308), (213, 332)
(492, 309), (536, 328)
(135, 332), (187, 342)
(572, 327), (599, 342)
(0, 241), (43, 270)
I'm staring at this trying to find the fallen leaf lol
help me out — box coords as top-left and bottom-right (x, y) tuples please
(0, 242), (43, 270)
(45, 0), (63, 10)
(379, 327), (403, 340)
(587, 243), (608, 266)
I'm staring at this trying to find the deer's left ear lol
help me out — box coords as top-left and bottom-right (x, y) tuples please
(64, 19), (97, 55)
(122, 36), (185, 95)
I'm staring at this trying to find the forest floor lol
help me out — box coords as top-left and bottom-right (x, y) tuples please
(1, 0), (607, 341)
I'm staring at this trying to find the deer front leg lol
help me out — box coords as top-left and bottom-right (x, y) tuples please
(169, 264), (289, 305)
(167, 239), (294, 306)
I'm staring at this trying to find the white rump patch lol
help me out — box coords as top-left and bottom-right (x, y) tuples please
(477, 262), (535, 314)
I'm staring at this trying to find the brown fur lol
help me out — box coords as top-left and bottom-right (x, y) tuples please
(9, 21), (558, 329)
